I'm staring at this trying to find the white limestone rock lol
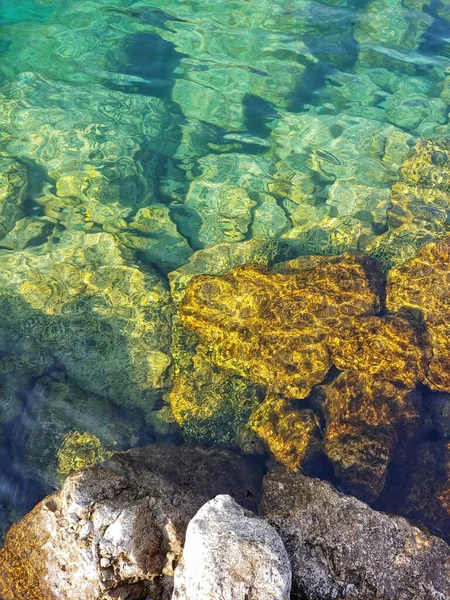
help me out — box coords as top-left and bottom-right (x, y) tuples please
(172, 494), (291, 600)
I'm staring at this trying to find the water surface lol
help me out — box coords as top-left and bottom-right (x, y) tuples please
(1, 0), (450, 538)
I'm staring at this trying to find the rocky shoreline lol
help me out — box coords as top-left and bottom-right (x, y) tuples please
(0, 443), (448, 600)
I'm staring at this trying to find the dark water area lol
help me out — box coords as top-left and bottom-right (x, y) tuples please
(0, 0), (450, 545)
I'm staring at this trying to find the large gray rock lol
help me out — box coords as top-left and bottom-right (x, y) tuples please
(0, 445), (264, 600)
(172, 495), (291, 600)
(260, 467), (450, 600)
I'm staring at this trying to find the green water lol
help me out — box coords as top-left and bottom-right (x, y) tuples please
(0, 0), (450, 537)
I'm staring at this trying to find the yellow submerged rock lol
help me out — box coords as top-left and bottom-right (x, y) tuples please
(180, 255), (383, 399)
(322, 371), (423, 501)
(57, 431), (112, 478)
(386, 236), (450, 391)
(168, 316), (261, 447)
(326, 315), (427, 387)
(249, 395), (322, 471)
(0, 230), (173, 413)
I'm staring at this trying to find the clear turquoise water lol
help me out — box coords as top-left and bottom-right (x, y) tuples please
(1, 0), (450, 537)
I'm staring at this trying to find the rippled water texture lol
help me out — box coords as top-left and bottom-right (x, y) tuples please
(1, 0), (450, 538)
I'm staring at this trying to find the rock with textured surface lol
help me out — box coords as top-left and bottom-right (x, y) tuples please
(399, 441), (450, 543)
(0, 230), (172, 413)
(260, 467), (450, 600)
(180, 255), (383, 399)
(386, 236), (450, 391)
(168, 238), (282, 303)
(249, 395), (323, 472)
(322, 371), (423, 501)
(326, 315), (427, 386)
(0, 157), (26, 239)
(172, 495), (291, 600)
(0, 444), (265, 600)
(428, 393), (450, 437)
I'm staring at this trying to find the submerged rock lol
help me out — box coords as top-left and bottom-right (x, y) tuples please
(326, 315), (427, 387)
(398, 441), (450, 543)
(18, 375), (142, 487)
(0, 73), (175, 226)
(0, 444), (265, 600)
(387, 236), (450, 391)
(180, 255), (383, 399)
(168, 240), (286, 448)
(183, 181), (256, 248)
(168, 344), (261, 447)
(171, 239), (450, 500)
(0, 157), (27, 240)
(281, 216), (374, 257)
(367, 138), (450, 269)
(168, 238), (282, 303)
(260, 467), (450, 600)
(0, 231), (173, 414)
(386, 138), (450, 238)
(249, 395), (323, 472)
(119, 204), (193, 272)
(56, 431), (112, 478)
(322, 371), (423, 501)
(0, 353), (54, 424)
(173, 154), (276, 249)
(172, 495), (291, 600)
(428, 393), (450, 437)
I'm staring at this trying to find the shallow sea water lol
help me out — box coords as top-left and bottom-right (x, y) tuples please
(1, 0), (450, 540)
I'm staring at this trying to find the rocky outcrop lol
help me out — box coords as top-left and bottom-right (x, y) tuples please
(260, 467), (450, 600)
(0, 444), (264, 600)
(172, 495), (291, 600)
